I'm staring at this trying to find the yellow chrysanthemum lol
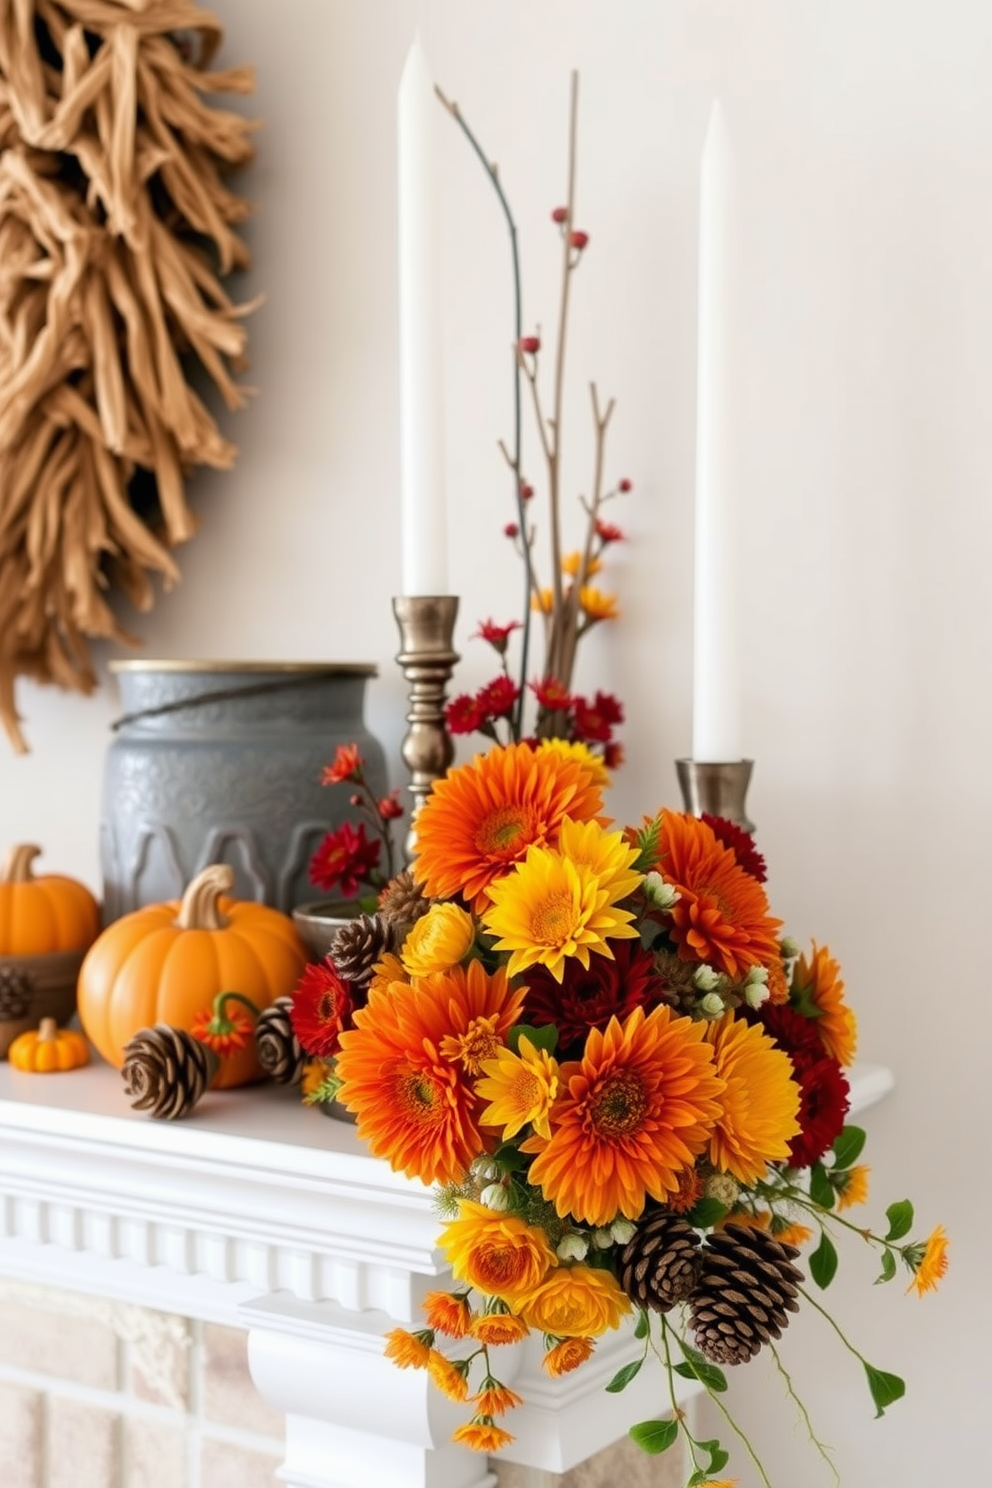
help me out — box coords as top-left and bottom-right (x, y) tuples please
(471, 1384), (523, 1416)
(384, 1328), (432, 1369)
(794, 943), (857, 1067)
(538, 737), (611, 789)
(439, 1200), (557, 1308)
(703, 1014), (802, 1186)
(401, 902), (476, 978)
(518, 1264), (631, 1338)
(477, 1035), (560, 1140)
(906, 1225), (949, 1297)
(558, 815), (643, 902)
(532, 588), (554, 615)
(482, 846), (638, 983)
(579, 586), (619, 620)
(835, 1164), (871, 1212)
(562, 549), (602, 579)
(427, 1350), (470, 1402)
(368, 951), (410, 996)
(468, 1310), (529, 1346)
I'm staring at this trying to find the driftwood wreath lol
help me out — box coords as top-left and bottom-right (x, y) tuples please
(0, 0), (256, 752)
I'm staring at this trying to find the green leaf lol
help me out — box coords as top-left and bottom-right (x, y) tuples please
(875, 1249), (897, 1285)
(629, 1418), (679, 1454)
(809, 1162), (836, 1210)
(507, 1023), (557, 1056)
(674, 1357), (729, 1394)
(687, 1473), (708, 1488)
(685, 1197), (729, 1230)
(885, 1200), (914, 1242)
(631, 814), (663, 873)
(606, 1357), (643, 1394)
(864, 1362), (906, 1418)
(634, 1309), (650, 1341)
(697, 1439), (730, 1472)
(830, 1125), (867, 1170)
(809, 1232), (839, 1290)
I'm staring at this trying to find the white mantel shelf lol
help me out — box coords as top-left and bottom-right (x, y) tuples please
(0, 1058), (895, 1488)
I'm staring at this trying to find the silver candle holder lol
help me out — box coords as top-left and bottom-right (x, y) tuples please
(393, 595), (460, 858)
(675, 758), (755, 833)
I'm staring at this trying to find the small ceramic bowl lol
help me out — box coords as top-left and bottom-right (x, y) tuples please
(292, 900), (363, 962)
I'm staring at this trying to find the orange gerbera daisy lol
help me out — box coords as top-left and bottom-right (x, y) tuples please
(411, 742), (603, 911)
(793, 943), (858, 1067)
(703, 1014), (802, 1186)
(522, 1005), (726, 1227)
(654, 811), (782, 979)
(334, 961), (525, 1185)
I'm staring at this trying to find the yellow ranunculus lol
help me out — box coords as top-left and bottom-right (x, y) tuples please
(401, 902), (476, 978)
(518, 1264), (631, 1338)
(439, 1201), (556, 1308)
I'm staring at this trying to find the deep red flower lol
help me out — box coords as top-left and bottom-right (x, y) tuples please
(603, 741), (625, 771)
(572, 691), (623, 744)
(290, 960), (354, 1058)
(787, 1057), (850, 1169)
(445, 694), (484, 735)
(756, 1002), (825, 1072)
(591, 691), (624, 725)
(701, 814), (768, 883)
(473, 618), (522, 655)
(321, 743), (363, 786)
(570, 229), (589, 250)
(618, 478), (633, 493)
(476, 675), (520, 720)
(530, 677), (572, 712)
(378, 792), (404, 821)
(522, 941), (671, 1057)
(309, 821), (381, 895)
(551, 205), (568, 224)
(595, 519), (625, 545)
(519, 335), (541, 355)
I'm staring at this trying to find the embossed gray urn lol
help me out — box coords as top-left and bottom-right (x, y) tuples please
(100, 661), (388, 922)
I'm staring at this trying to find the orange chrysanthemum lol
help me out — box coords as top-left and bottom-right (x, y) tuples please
(907, 1225), (949, 1297)
(703, 1014), (802, 1186)
(423, 1290), (473, 1338)
(522, 1005), (726, 1227)
(440, 1201), (557, 1307)
(427, 1350), (470, 1402)
(835, 1164), (871, 1212)
(334, 961), (525, 1185)
(384, 1328), (432, 1369)
(542, 1336), (595, 1376)
(471, 1383), (523, 1416)
(794, 943), (858, 1067)
(451, 1420), (515, 1453)
(655, 811), (782, 979)
(468, 1310), (530, 1346)
(411, 742), (604, 911)
(518, 1264), (630, 1338)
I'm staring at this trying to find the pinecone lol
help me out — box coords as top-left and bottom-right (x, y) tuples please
(377, 870), (432, 939)
(122, 1025), (219, 1120)
(688, 1223), (804, 1365)
(618, 1212), (701, 1312)
(0, 967), (32, 1021)
(255, 996), (306, 1084)
(329, 912), (395, 990)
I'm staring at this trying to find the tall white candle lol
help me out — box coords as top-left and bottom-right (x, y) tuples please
(692, 101), (742, 762)
(398, 38), (448, 596)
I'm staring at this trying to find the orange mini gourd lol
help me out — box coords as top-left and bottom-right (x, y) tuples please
(9, 1018), (90, 1072)
(77, 865), (309, 1088)
(0, 845), (100, 956)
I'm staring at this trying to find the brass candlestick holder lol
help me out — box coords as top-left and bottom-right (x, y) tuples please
(675, 758), (755, 833)
(393, 595), (460, 858)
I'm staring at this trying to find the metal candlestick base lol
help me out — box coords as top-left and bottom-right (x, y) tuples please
(393, 596), (460, 859)
(675, 759), (755, 833)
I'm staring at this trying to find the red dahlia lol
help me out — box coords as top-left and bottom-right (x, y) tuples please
(476, 675), (520, 720)
(309, 821), (381, 896)
(521, 941), (670, 1056)
(290, 960), (354, 1057)
(701, 814), (767, 883)
(445, 694), (483, 735)
(787, 1056), (850, 1169)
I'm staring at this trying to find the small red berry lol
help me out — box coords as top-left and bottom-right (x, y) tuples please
(570, 230), (589, 250)
(551, 206), (568, 224)
(519, 482), (535, 501)
(519, 335), (541, 355)
(349, 793), (362, 807)
(618, 477), (632, 493)
(504, 522), (520, 538)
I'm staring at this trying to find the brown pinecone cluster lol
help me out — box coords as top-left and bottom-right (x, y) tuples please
(377, 870), (432, 941)
(122, 1025), (218, 1121)
(618, 1215), (804, 1365)
(327, 912), (395, 994)
(255, 996), (306, 1084)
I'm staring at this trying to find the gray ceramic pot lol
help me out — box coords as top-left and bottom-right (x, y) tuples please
(100, 661), (388, 921)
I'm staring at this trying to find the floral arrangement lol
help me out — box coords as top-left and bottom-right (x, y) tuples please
(287, 739), (947, 1486)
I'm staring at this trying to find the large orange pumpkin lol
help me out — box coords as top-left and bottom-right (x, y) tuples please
(0, 844), (100, 955)
(77, 864), (308, 1088)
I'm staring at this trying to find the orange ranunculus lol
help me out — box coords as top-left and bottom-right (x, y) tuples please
(439, 1201), (556, 1308)
(518, 1265), (630, 1338)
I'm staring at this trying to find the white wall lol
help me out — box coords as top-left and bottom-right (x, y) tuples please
(1, 3), (984, 1484)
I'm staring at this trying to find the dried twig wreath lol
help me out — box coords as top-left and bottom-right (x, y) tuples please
(0, 0), (257, 752)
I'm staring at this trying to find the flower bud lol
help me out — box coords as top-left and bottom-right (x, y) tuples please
(471, 1155), (499, 1181)
(745, 965), (769, 984)
(693, 964), (722, 992)
(744, 980), (771, 1010)
(610, 1218), (637, 1246)
(618, 477), (632, 493)
(480, 1183), (510, 1212)
(592, 1227), (613, 1250)
(705, 1172), (740, 1208)
(556, 1232), (589, 1262)
(569, 229), (589, 250)
(551, 205), (568, 224)
(780, 936), (801, 960)
(519, 482), (535, 501)
(504, 522), (520, 538)
(519, 335), (541, 355)
(643, 871), (679, 910)
(699, 992), (725, 1018)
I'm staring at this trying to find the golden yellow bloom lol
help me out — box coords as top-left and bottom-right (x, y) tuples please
(907, 1225), (949, 1297)
(562, 550), (602, 579)
(368, 951), (410, 996)
(300, 1059), (332, 1098)
(538, 737), (611, 789)
(401, 902), (476, 978)
(532, 588), (554, 615)
(542, 1336), (595, 1376)
(423, 1290), (473, 1338)
(384, 1328), (432, 1369)
(774, 1221), (814, 1248)
(482, 846), (638, 984)
(477, 1035), (560, 1140)
(794, 943), (857, 1067)
(579, 586), (619, 620)
(471, 1383), (523, 1415)
(468, 1310), (530, 1346)
(519, 1264), (631, 1338)
(703, 1014), (801, 1186)
(427, 1350), (470, 1402)
(835, 1164), (871, 1212)
(557, 815), (643, 905)
(452, 1420), (515, 1452)
(440, 1201), (556, 1308)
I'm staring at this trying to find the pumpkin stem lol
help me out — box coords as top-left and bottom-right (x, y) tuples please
(37, 1018), (58, 1042)
(175, 865), (234, 930)
(1, 844), (42, 883)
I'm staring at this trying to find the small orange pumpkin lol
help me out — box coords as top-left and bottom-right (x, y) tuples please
(9, 1017), (90, 1072)
(77, 865), (308, 1088)
(0, 845), (101, 956)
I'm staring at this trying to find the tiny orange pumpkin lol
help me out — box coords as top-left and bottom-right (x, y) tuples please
(0, 845), (100, 956)
(77, 865), (309, 1088)
(9, 1018), (90, 1072)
